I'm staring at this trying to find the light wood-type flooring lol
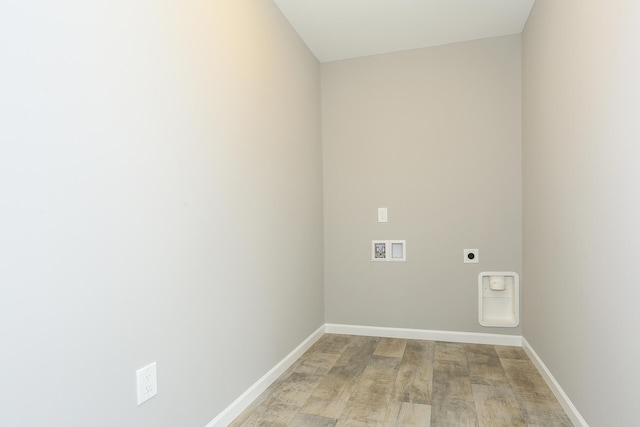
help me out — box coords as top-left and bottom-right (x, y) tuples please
(230, 334), (573, 427)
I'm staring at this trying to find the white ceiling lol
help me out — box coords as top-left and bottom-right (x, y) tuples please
(272, 0), (535, 63)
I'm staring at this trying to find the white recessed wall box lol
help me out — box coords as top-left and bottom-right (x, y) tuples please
(372, 240), (406, 262)
(478, 272), (519, 327)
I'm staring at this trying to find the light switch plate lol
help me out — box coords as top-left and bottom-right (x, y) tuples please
(378, 207), (388, 223)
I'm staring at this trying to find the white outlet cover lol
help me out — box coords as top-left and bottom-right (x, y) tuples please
(464, 249), (479, 263)
(136, 362), (158, 405)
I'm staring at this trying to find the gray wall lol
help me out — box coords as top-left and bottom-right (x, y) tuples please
(322, 35), (522, 334)
(522, 1), (640, 425)
(0, 1), (323, 426)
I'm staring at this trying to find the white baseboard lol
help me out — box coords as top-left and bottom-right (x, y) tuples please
(325, 323), (522, 347)
(521, 338), (588, 427)
(205, 324), (587, 427)
(204, 324), (325, 427)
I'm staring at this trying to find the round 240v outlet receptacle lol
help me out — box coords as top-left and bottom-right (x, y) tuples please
(464, 249), (479, 263)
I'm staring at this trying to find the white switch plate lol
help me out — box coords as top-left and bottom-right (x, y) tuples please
(136, 362), (157, 405)
(378, 207), (388, 223)
(464, 249), (479, 263)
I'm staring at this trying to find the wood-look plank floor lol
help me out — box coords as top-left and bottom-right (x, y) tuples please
(229, 334), (573, 427)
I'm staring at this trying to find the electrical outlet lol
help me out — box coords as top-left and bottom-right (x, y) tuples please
(464, 249), (479, 263)
(136, 362), (157, 405)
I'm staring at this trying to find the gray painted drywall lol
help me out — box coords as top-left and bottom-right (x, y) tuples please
(522, 1), (640, 425)
(0, 1), (323, 426)
(322, 35), (522, 334)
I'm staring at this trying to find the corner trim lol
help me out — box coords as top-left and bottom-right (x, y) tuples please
(325, 323), (522, 346)
(204, 324), (325, 427)
(522, 337), (589, 427)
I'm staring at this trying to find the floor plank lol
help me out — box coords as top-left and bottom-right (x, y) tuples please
(374, 338), (407, 358)
(430, 344), (478, 427)
(308, 334), (354, 355)
(383, 401), (431, 427)
(392, 339), (434, 405)
(288, 413), (337, 427)
(466, 343), (510, 387)
(230, 372), (324, 427)
(472, 383), (526, 427)
(293, 352), (342, 377)
(500, 357), (573, 426)
(299, 336), (378, 419)
(494, 345), (528, 360)
(430, 397), (478, 427)
(434, 342), (467, 363)
(335, 355), (401, 426)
